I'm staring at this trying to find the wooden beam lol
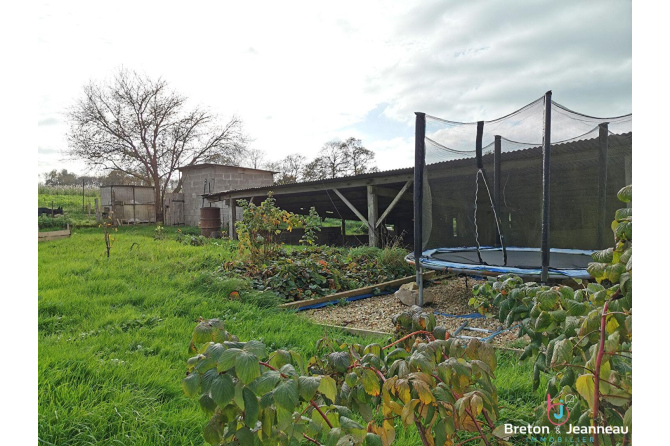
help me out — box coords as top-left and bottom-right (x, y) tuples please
(370, 185), (413, 201)
(376, 180), (412, 228)
(367, 185), (378, 247)
(279, 271), (436, 310)
(332, 188), (372, 230)
(206, 173), (414, 201)
(229, 199), (237, 240)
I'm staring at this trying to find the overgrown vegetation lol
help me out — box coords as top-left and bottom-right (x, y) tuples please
(468, 185), (632, 445)
(220, 246), (413, 301)
(230, 194), (414, 301)
(185, 319), (502, 446)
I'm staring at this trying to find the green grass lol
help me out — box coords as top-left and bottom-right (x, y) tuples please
(39, 187), (101, 226)
(38, 225), (543, 445)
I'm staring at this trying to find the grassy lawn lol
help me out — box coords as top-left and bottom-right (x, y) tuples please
(38, 225), (542, 445)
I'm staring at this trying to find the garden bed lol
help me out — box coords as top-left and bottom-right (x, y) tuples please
(301, 276), (525, 347)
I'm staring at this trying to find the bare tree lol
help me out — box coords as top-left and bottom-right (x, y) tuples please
(266, 153), (307, 184)
(243, 148), (267, 169)
(342, 137), (376, 175)
(301, 138), (378, 181)
(317, 140), (350, 178)
(66, 68), (247, 221)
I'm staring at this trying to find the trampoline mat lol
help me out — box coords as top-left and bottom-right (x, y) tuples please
(428, 248), (591, 270)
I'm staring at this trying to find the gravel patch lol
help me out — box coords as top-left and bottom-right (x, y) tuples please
(301, 275), (526, 347)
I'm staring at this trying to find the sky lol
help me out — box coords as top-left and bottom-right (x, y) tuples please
(38, 0), (632, 177)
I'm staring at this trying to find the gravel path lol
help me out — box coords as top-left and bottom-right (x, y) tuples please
(301, 276), (525, 347)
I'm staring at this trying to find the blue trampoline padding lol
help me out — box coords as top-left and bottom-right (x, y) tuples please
(295, 289), (397, 312)
(406, 246), (594, 279)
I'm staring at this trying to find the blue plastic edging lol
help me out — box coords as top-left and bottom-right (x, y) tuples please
(295, 289), (397, 312)
(433, 311), (486, 319)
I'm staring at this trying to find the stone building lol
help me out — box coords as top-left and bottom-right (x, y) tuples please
(178, 164), (275, 227)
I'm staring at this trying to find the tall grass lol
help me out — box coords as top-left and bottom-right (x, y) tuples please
(38, 225), (542, 445)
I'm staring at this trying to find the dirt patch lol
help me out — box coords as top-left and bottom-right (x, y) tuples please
(301, 275), (527, 347)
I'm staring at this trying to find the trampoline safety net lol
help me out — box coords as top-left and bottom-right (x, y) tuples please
(415, 93), (631, 279)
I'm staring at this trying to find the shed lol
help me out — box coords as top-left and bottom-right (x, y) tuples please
(178, 164), (275, 227)
(100, 185), (156, 224)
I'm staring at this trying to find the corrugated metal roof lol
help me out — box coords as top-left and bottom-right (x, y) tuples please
(178, 163), (277, 174)
(204, 132), (631, 199)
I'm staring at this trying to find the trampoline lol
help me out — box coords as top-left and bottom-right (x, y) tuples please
(405, 247), (594, 280)
(410, 92), (632, 303)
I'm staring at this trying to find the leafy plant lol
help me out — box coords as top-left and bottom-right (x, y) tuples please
(470, 185), (632, 445)
(235, 193), (304, 262)
(154, 225), (165, 240)
(300, 207), (322, 246)
(219, 245), (413, 301)
(185, 318), (502, 446)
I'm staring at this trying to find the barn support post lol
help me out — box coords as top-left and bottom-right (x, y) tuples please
(228, 198), (237, 240)
(414, 112), (426, 306)
(596, 123), (609, 248)
(541, 91), (552, 283)
(367, 185), (378, 247)
(341, 218), (346, 245)
(494, 135), (502, 246)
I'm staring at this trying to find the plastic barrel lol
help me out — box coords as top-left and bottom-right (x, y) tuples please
(200, 207), (221, 238)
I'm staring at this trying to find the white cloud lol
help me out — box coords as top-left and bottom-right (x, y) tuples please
(37, 0), (631, 178)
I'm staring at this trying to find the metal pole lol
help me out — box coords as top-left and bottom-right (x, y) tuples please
(414, 112), (426, 306)
(541, 91), (552, 283)
(494, 135), (502, 246)
(596, 123), (609, 248)
(82, 178), (85, 212)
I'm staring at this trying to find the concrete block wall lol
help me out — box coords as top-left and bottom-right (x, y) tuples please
(181, 165), (274, 227)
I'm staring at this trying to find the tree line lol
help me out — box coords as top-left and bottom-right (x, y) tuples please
(60, 68), (378, 220)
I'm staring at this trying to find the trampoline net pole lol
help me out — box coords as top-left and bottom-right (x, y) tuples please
(541, 90), (552, 283)
(415, 112), (426, 306)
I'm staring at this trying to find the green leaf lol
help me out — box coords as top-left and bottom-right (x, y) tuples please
(203, 415), (224, 445)
(591, 248), (614, 263)
(242, 387), (259, 427)
(243, 340), (267, 358)
(235, 351), (261, 385)
(329, 351), (351, 373)
(182, 373), (200, 398)
(575, 373), (596, 412)
(298, 376), (321, 401)
(199, 393), (217, 415)
(617, 185), (632, 203)
(365, 433), (383, 446)
(274, 379), (299, 410)
(268, 349), (292, 369)
(235, 426), (254, 446)
(551, 339), (572, 370)
(217, 348), (241, 372)
(255, 370), (281, 394)
(210, 374), (235, 407)
(623, 406), (632, 431)
(193, 321), (214, 343)
(319, 376), (338, 402)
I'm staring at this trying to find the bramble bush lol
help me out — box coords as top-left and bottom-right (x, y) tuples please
(184, 318), (504, 446)
(220, 246), (413, 301)
(468, 185), (632, 445)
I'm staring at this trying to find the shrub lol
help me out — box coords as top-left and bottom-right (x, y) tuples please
(184, 319), (500, 446)
(468, 185), (632, 444)
(220, 245), (414, 301)
(235, 193), (304, 262)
